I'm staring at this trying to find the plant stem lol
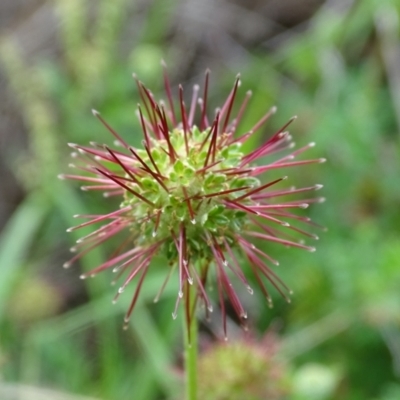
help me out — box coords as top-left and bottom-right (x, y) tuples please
(184, 284), (198, 400)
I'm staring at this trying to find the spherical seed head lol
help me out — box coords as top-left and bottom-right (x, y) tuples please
(122, 127), (256, 262)
(61, 68), (325, 335)
(198, 332), (289, 399)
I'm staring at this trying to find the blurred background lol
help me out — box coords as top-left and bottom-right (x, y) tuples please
(0, 0), (400, 399)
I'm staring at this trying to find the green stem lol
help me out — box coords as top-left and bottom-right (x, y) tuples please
(184, 285), (198, 400)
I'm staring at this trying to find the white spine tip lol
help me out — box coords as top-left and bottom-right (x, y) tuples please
(79, 274), (86, 279)
(247, 286), (254, 295)
(309, 142), (316, 147)
(67, 143), (78, 148)
(92, 109), (100, 116)
(315, 184), (323, 190)
(58, 174), (65, 180)
(188, 277), (193, 285)
(63, 262), (70, 269)
(282, 222), (290, 227)
(319, 158), (327, 163)
(313, 235), (320, 240)
(66, 228), (73, 232)
(123, 325), (129, 330)
(112, 299), (117, 304)
(318, 197), (326, 203)
(172, 312), (178, 320)
(309, 247), (316, 252)
(70, 247), (76, 252)
(207, 306), (213, 312)
(118, 287), (124, 294)
(178, 291), (183, 298)
(300, 203), (309, 209)
(271, 106), (277, 113)
(191, 219), (196, 225)
(224, 337), (228, 342)
(193, 84), (200, 90)
(283, 176), (288, 180)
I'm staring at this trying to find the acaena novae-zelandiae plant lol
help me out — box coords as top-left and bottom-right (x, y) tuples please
(60, 67), (325, 338)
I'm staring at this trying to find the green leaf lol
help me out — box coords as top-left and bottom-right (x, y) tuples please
(0, 192), (48, 318)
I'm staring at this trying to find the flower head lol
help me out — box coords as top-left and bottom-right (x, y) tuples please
(198, 331), (289, 399)
(60, 67), (325, 334)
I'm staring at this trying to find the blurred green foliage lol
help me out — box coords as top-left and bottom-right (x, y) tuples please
(0, 0), (399, 399)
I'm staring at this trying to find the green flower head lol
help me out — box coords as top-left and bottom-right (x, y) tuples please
(60, 67), (325, 335)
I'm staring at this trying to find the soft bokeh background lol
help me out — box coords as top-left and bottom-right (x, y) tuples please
(1, 0), (399, 399)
